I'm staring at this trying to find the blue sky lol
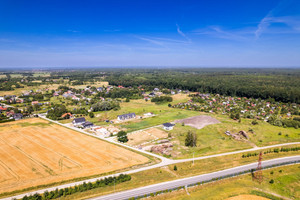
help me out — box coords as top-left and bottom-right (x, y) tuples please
(0, 0), (300, 68)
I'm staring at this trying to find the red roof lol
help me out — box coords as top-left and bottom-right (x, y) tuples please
(0, 107), (7, 111)
(61, 113), (73, 118)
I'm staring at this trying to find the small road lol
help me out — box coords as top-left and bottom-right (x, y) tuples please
(2, 115), (299, 200)
(90, 156), (300, 200)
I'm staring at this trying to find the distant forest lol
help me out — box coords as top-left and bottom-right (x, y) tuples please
(1, 68), (299, 103)
(105, 68), (300, 103)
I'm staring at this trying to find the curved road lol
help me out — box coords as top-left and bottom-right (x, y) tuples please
(90, 156), (300, 200)
(1, 115), (299, 200)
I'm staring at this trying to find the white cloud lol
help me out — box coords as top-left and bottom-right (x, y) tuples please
(176, 24), (191, 42)
(193, 26), (252, 41)
(255, 0), (300, 39)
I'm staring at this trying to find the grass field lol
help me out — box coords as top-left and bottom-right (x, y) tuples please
(52, 145), (300, 200)
(0, 118), (148, 194)
(166, 111), (300, 159)
(0, 74), (6, 79)
(148, 164), (300, 200)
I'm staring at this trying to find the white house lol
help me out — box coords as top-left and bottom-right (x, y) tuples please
(117, 113), (136, 121)
(163, 123), (175, 131)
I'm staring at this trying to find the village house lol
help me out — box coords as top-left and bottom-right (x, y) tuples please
(13, 113), (23, 120)
(97, 87), (103, 92)
(117, 113), (136, 121)
(81, 121), (94, 129)
(162, 122), (175, 131)
(61, 113), (73, 119)
(31, 101), (39, 105)
(72, 117), (86, 126)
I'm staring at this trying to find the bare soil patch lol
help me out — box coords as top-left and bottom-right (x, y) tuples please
(127, 128), (168, 146)
(0, 118), (148, 194)
(174, 115), (220, 129)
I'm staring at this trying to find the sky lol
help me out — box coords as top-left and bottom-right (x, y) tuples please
(0, 0), (300, 68)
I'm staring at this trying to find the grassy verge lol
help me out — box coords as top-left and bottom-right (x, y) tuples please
(147, 164), (300, 200)
(45, 145), (300, 200)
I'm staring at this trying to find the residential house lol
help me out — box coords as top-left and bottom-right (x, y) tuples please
(81, 121), (94, 129)
(61, 113), (73, 119)
(31, 101), (39, 105)
(72, 117), (86, 126)
(97, 87), (103, 92)
(162, 123), (175, 131)
(13, 113), (23, 120)
(117, 113), (136, 121)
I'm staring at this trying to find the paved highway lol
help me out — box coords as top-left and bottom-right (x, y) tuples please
(90, 156), (300, 200)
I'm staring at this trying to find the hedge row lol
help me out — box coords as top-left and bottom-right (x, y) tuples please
(242, 147), (300, 158)
(21, 174), (131, 200)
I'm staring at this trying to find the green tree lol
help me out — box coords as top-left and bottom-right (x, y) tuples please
(89, 112), (95, 118)
(185, 131), (197, 147)
(117, 131), (128, 143)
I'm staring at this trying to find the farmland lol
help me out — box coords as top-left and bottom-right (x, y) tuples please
(0, 118), (148, 194)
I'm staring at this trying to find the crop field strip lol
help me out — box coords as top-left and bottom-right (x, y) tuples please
(0, 118), (148, 194)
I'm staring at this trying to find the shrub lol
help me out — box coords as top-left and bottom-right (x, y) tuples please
(174, 165), (177, 171)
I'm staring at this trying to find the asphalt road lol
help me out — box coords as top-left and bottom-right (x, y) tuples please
(90, 156), (300, 200)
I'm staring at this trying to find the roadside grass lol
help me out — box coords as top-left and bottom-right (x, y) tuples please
(49, 145), (300, 200)
(148, 164), (300, 200)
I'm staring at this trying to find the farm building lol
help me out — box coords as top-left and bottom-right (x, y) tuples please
(162, 123), (175, 131)
(72, 117), (86, 126)
(117, 113), (136, 121)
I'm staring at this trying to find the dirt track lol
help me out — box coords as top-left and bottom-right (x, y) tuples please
(226, 195), (270, 200)
(175, 115), (220, 129)
(0, 118), (148, 194)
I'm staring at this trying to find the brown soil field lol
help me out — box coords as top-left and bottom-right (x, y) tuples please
(0, 118), (148, 194)
(127, 128), (168, 146)
(174, 115), (220, 129)
(226, 195), (269, 200)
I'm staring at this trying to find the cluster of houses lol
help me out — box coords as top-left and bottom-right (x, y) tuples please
(0, 95), (24, 104)
(142, 88), (186, 101)
(172, 93), (299, 121)
(0, 105), (24, 120)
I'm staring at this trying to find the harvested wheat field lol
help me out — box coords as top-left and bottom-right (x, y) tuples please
(175, 115), (220, 129)
(0, 118), (148, 194)
(128, 128), (168, 146)
(226, 195), (269, 200)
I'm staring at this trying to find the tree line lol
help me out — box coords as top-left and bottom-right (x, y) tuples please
(20, 174), (131, 200)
